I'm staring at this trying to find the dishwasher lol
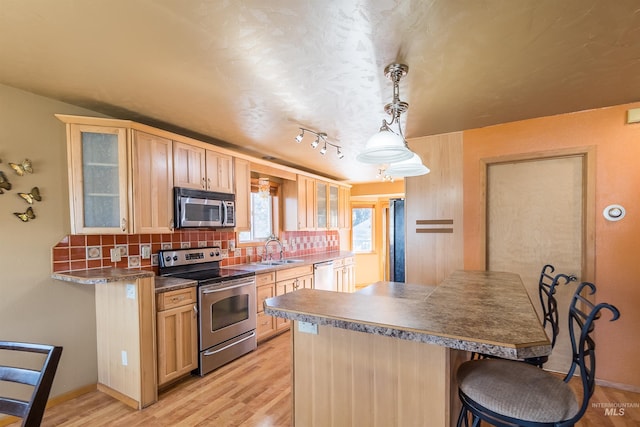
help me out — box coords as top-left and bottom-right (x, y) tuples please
(313, 261), (335, 291)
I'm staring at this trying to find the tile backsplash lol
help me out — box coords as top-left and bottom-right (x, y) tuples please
(52, 230), (340, 274)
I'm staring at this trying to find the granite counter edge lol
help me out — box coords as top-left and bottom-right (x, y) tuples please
(263, 306), (550, 360)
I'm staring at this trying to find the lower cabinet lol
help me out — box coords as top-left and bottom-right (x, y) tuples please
(95, 277), (157, 409)
(256, 272), (277, 342)
(257, 265), (314, 342)
(156, 287), (198, 387)
(334, 256), (356, 293)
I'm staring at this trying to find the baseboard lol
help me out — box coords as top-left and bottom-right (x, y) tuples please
(595, 378), (640, 394)
(0, 384), (96, 427)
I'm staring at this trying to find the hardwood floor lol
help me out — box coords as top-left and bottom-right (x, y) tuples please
(7, 330), (640, 426)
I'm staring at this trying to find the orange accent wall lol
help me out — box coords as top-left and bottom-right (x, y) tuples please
(463, 103), (640, 388)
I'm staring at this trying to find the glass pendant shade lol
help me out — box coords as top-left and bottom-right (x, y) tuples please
(385, 152), (430, 177)
(356, 129), (414, 164)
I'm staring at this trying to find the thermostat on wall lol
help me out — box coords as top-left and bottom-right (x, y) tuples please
(603, 204), (625, 221)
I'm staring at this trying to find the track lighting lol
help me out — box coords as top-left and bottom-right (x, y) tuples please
(293, 127), (343, 159)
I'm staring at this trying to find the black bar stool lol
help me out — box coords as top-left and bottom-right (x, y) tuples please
(472, 264), (576, 367)
(456, 281), (619, 426)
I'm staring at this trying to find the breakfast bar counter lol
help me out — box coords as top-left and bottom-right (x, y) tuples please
(264, 270), (550, 427)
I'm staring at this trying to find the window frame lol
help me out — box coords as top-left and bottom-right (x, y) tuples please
(351, 203), (375, 254)
(237, 179), (281, 246)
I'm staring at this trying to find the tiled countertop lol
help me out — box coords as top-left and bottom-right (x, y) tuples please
(264, 270), (551, 360)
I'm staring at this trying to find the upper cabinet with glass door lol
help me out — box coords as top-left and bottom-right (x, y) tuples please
(67, 123), (129, 234)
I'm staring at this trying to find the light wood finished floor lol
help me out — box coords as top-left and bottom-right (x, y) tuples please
(7, 331), (639, 426)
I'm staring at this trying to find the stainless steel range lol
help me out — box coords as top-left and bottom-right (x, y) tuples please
(158, 246), (256, 376)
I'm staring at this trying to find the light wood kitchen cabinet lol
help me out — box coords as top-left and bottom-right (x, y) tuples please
(156, 287), (198, 388)
(338, 186), (351, 229)
(256, 272), (276, 342)
(284, 174), (351, 231)
(173, 141), (234, 193)
(131, 131), (174, 233)
(283, 174), (316, 231)
(95, 277), (157, 409)
(66, 123), (129, 234)
(329, 184), (339, 228)
(172, 141), (206, 190)
(273, 265), (314, 332)
(334, 256), (356, 293)
(316, 181), (328, 229)
(234, 157), (251, 231)
(205, 150), (233, 193)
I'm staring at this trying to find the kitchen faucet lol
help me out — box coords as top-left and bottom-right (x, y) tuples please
(264, 235), (284, 261)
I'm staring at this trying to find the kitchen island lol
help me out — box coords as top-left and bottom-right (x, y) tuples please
(264, 270), (550, 427)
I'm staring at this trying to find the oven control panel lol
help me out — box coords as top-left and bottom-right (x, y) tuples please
(159, 246), (222, 268)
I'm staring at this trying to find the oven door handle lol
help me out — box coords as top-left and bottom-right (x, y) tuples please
(201, 281), (254, 294)
(203, 331), (256, 356)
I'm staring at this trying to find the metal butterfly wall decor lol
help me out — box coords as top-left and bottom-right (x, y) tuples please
(9, 158), (33, 176)
(0, 171), (12, 194)
(18, 187), (41, 204)
(14, 206), (36, 222)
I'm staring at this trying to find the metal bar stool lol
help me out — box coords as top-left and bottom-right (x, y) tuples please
(456, 281), (620, 426)
(472, 264), (576, 367)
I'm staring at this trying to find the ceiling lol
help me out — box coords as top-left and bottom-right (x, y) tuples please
(2, 1), (640, 183)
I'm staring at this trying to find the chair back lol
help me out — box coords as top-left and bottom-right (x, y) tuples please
(562, 282), (620, 423)
(537, 264), (577, 348)
(0, 341), (62, 427)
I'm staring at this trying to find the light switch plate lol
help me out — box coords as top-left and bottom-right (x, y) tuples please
(627, 108), (640, 124)
(298, 321), (318, 335)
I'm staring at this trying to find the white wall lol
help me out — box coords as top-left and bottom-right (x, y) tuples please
(0, 84), (108, 397)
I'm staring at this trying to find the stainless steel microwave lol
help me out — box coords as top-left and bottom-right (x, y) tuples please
(174, 187), (235, 229)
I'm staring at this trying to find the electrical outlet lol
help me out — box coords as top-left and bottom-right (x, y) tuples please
(110, 248), (121, 262)
(126, 284), (136, 300)
(140, 244), (151, 259)
(298, 321), (318, 335)
(121, 350), (128, 366)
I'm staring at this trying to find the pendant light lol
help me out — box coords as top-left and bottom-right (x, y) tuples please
(385, 152), (431, 177)
(357, 63), (414, 164)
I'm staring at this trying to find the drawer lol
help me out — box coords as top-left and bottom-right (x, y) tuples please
(343, 256), (354, 265)
(257, 312), (276, 340)
(333, 258), (345, 268)
(157, 287), (197, 311)
(275, 264), (313, 281)
(256, 271), (275, 286)
(257, 284), (275, 313)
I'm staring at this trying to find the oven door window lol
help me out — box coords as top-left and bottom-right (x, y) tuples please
(210, 294), (249, 331)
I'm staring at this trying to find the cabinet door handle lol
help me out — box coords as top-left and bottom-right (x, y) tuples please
(201, 177), (206, 189)
(207, 177), (211, 190)
(193, 304), (198, 315)
(121, 218), (127, 232)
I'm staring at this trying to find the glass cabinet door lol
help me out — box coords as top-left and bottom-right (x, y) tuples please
(316, 181), (327, 229)
(329, 185), (339, 228)
(69, 124), (129, 234)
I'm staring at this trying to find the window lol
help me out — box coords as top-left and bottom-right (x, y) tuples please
(238, 179), (279, 243)
(352, 206), (374, 252)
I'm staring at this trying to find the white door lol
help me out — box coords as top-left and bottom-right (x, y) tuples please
(487, 155), (583, 373)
